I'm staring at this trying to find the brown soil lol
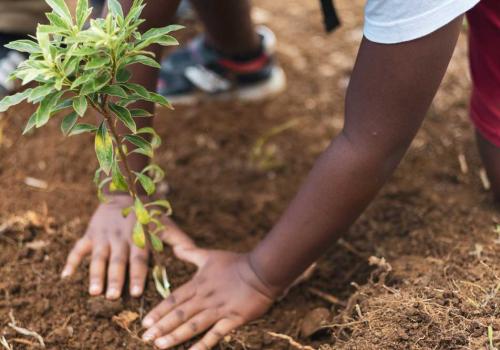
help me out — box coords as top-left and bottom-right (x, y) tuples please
(1, 1), (499, 349)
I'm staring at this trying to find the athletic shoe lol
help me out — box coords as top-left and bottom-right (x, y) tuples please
(157, 25), (286, 105)
(0, 34), (27, 98)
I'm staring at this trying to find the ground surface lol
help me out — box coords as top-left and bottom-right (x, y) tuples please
(1, 1), (499, 349)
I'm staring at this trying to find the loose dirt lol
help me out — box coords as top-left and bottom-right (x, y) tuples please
(1, 0), (499, 349)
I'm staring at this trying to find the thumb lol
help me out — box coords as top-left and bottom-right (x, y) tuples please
(160, 217), (196, 249)
(173, 245), (208, 267)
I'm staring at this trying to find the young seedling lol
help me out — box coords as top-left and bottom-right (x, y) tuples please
(0, 0), (181, 297)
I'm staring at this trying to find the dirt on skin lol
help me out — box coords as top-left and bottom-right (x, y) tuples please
(1, 0), (499, 349)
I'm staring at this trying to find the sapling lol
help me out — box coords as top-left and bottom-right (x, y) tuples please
(0, 0), (182, 298)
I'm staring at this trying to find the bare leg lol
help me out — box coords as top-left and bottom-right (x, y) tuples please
(477, 132), (500, 201)
(189, 0), (260, 57)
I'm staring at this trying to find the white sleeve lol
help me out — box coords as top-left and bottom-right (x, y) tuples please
(363, 0), (480, 44)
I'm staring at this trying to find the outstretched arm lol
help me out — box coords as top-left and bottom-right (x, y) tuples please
(250, 16), (464, 290)
(141, 16), (464, 350)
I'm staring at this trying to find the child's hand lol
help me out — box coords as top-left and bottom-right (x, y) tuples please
(61, 195), (149, 299)
(141, 233), (278, 350)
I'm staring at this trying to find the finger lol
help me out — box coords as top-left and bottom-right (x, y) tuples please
(129, 244), (148, 297)
(154, 310), (217, 349)
(142, 301), (203, 343)
(142, 282), (197, 328)
(160, 218), (195, 249)
(173, 246), (209, 267)
(89, 244), (110, 295)
(61, 238), (92, 278)
(106, 242), (128, 300)
(189, 318), (242, 350)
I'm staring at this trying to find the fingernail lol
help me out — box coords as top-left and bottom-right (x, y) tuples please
(89, 284), (101, 295)
(106, 288), (120, 299)
(61, 268), (71, 278)
(142, 317), (154, 328)
(142, 330), (156, 342)
(131, 285), (142, 297)
(155, 337), (171, 348)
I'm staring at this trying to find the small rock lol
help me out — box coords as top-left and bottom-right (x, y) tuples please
(300, 307), (331, 338)
(87, 296), (123, 318)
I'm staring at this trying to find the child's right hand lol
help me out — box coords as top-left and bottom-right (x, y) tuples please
(61, 195), (149, 300)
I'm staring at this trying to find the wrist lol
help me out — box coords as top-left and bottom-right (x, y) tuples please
(245, 251), (288, 299)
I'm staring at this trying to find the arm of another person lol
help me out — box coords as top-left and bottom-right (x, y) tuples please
(139, 16), (464, 350)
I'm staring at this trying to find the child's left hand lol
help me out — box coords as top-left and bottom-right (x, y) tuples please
(142, 229), (279, 349)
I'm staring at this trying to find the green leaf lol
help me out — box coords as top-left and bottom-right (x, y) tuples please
(130, 108), (153, 117)
(76, 0), (90, 28)
(121, 82), (149, 98)
(70, 72), (97, 90)
(137, 127), (161, 148)
(35, 91), (62, 128)
(4, 40), (41, 54)
(122, 206), (132, 217)
(97, 177), (112, 202)
(150, 233), (163, 252)
(124, 134), (152, 157)
(152, 265), (170, 298)
(100, 85), (127, 98)
(46, 12), (71, 30)
(147, 92), (173, 109)
(53, 98), (73, 113)
(134, 197), (150, 225)
(134, 171), (155, 195)
(146, 199), (172, 216)
(28, 84), (54, 103)
(60, 111), (78, 136)
(155, 35), (179, 46)
(143, 164), (165, 183)
(84, 55), (110, 70)
(22, 112), (38, 135)
(124, 54), (160, 69)
(95, 122), (114, 175)
(36, 28), (51, 62)
(0, 89), (32, 112)
(45, 0), (72, 24)
(141, 24), (184, 41)
(73, 95), (88, 116)
(108, 0), (124, 18)
(132, 221), (146, 248)
(109, 103), (136, 133)
(116, 68), (131, 83)
(80, 73), (111, 95)
(111, 161), (129, 192)
(37, 24), (67, 34)
(68, 123), (97, 136)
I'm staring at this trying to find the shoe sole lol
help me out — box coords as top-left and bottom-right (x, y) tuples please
(161, 66), (287, 107)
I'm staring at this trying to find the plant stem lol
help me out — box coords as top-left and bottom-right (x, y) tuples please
(95, 102), (163, 265)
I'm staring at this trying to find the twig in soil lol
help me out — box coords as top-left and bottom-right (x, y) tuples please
(479, 168), (491, 190)
(0, 336), (13, 350)
(112, 311), (143, 343)
(458, 154), (468, 174)
(267, 332), (315, 350)
(8, 310), (45, 348)
(308, 287), (346, 307)
(337, 238), (368, 259)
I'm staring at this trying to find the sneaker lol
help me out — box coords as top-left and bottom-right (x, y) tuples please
(157, 25), (286, 105)
(0, 34), (27, 98)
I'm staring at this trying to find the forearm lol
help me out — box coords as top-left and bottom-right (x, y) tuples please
(112, 1), (181, 173)
(249, 132), (404, 290)
(250, 17), (463, 291)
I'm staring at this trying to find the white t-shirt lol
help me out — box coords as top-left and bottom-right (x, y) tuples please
(364, 0), (480, 44)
